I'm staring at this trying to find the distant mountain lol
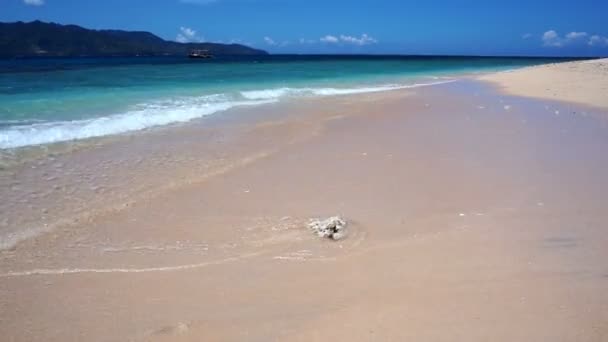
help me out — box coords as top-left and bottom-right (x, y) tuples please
(0, 21), (268, 57)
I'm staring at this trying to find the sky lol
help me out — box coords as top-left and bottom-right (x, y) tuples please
(2, 0), (608, 56)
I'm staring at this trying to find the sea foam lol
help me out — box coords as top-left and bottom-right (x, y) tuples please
(240, 81), (453, 100)
(0, 80), (453, 149)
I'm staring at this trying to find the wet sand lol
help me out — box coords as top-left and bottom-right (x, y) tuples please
(1, 71), (608, 341)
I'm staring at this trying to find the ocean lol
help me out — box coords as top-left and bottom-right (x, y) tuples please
(0, 55), (575, 149)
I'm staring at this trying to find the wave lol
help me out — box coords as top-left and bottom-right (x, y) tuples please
(0, 96), (275, 149)
(0, 80), (454, 149)
(240, 80), (454, 100)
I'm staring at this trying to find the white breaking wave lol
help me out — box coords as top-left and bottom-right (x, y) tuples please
(0, 80), (454, 149)
(0, 96), (275, 149)
(240, 87), (302, 100)
(240, 80), (454, 100)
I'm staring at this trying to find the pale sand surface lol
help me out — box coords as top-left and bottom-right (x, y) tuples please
(1, 68), (608, 341)
(480, 58), (608, 110)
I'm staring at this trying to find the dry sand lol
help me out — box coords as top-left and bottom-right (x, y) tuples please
(1, 61), (608, 341)
(480, 58), (608, 110)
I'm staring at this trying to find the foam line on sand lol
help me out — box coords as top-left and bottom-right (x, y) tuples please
(0, 252), (263, 278)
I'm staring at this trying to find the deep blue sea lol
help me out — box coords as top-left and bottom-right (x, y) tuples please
(0, 55), (577, 149)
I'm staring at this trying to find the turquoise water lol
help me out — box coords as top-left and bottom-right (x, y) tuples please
(0, 55), (576, 148)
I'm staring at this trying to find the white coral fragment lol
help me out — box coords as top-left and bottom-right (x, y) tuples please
(308, 216), (347, 240)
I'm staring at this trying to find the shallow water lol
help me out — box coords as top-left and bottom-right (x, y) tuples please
(0, 55), (575, 148)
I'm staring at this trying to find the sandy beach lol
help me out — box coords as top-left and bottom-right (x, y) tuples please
(480, 58), (608, 110)
(1, 60), (608, 341)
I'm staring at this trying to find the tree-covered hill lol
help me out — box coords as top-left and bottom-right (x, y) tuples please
(0, 21), (268, 57)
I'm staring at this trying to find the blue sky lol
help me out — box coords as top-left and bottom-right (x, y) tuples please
(2, 0), (608, 56)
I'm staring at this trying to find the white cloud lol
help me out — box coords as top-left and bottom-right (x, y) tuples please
(339, 34), (377, 45)
(522, 33), (532, 39)
(24, 0), (44, 5)
(542, 30), (562, 47)
(263, 36), (276, 45)
(542, 30), (588, 47)
(320, 34), (378, 45)
(565, 31), (587, 40)
(588, 35), (608, 47)
(176, 27), (204, 43)
(320, 35), (339, 43)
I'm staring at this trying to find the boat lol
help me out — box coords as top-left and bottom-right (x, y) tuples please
(188, 49), (213, 59)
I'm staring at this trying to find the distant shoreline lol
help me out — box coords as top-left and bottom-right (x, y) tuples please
(0, 20), (267, 58)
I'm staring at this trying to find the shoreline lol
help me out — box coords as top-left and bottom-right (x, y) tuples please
(0, 57), (591, 154)
(0, 56), (579, 151)
(0, 79), (455, 151)
(1, 60), (608, 341)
